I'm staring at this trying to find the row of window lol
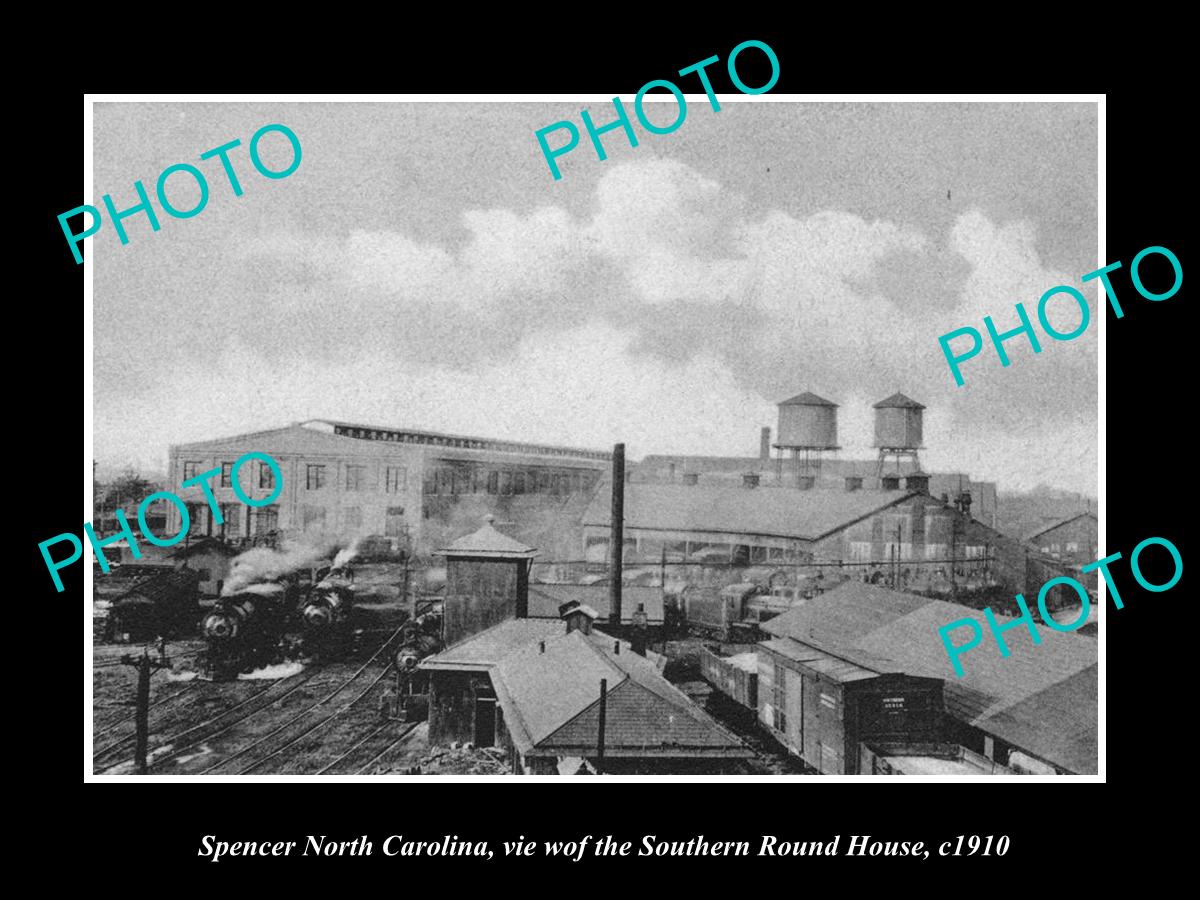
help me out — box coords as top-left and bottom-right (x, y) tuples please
(423, 465), (597, 497)
(1041, 542), (1082, 555)
(181, 460), (409, 495)
(185, 503), (278, 538)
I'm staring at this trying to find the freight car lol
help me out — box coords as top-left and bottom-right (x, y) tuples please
(698, 644), (759, 724)
(201, 587), (293, 680)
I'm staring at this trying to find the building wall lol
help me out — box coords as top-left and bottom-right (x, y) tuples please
(428, 670), (494, 746)
(166, 426), (609, 556)
(443, 557), (527, 647)
(1030, 517), (1098, 590)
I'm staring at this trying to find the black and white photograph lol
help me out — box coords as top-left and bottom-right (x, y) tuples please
(83, 96), (1102, 779)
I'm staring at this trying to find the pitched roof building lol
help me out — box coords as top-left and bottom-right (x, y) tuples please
(759, 581), (1097, 774)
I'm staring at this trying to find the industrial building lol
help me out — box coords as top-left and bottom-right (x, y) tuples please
(580, 480), (1047, 599)
(754, 581), (1098, 775)
(419, 518), (750, 774)
(1024, 512), (1099, 590)
(635, 392), (998, 527)
(164, 419), (610, 559)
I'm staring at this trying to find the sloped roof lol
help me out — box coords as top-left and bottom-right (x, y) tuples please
(419, 619), (565, 670)
(1024, 511), (1098, 543)
(762, 580), (1097, 773)
(778, 391), (838, 407)
(582, 483), (916, 541)
(118, 569), (200, 603)
(528, 584), (665, 624)
(436, 518), (538, 558)
(873, 393), (926, 409)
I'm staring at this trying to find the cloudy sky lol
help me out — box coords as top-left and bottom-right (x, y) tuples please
(92, 100), (1097, 494)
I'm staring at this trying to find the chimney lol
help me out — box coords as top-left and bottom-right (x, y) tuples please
(742, 472), (760, 489)
(759, 426), (771, 461)
(682, 472), (699, 486)
(613, 640), (620, 654)
(539, 641), (545, 654)
(609, 444), (625, 632)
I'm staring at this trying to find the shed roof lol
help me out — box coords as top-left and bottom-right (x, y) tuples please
(419, 619), (565, 671)
(873, 393), (926, 409)
(168, 538), (239, 559)
(436, 517), (537, 559)
(1024, 511), (1098, 543)
(761, 580), (1097, 773)
(778, 391), (838, 407)
(582, 483), (916, 541)
(118, 569), (200, 603)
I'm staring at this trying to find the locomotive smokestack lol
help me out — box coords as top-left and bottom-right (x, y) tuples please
(608, 443), (625, 632)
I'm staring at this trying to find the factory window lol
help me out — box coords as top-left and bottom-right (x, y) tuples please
(965, 545), (986, 559)
(254, 505), (278, 534)
(219, 504), (241, 537)
(306, 464), (327, 491)
(848, 541), (872, 562)
(259, 461), (275, 491)
(385, 466), (406, 493)
(187, 503), (208, 537)
(302, 505), (327, 531)
(346, 465), (367, 492)
(1066, 541), (1079, 553)
(343, 507), (363, 531)
(571, 473), (582, 493)
(499, 471), (513, 495)
(183, 460), (203, 481)
(881, 475), (901, 491)
(487, 470), (499, 494)
(539, 470), (551, 493)
(513, 472), (526, 494)
(220, 461), (234, 488)
(750, 545), (769, 563)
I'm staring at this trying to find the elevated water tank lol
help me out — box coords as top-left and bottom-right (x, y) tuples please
(776, 392), (839, 449)
(873, 393), (925, 449)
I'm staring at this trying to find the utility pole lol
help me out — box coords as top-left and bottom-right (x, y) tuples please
(596, 678), (607, 774)
(120, 647), (170, 774)
(608, 444), (625, 632)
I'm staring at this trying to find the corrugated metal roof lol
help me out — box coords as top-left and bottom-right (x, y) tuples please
(873, 393), (926, 409)
(760, 580), (1097, 772)
(778, 391), (838, 407)
(582, 483), (916, 541)
(528, 585), (665, 624)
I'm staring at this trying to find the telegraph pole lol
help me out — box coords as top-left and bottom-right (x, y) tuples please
(596, 678), (607, 774)
(120, 647), (170, 774)
(608, 444), (625, 632)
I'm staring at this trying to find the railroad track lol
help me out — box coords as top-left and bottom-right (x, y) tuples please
(93, 669), (318, 774)
(195, 634), (403, 776)
(93, 682), (199, 737)
(315, 721), (422, 776)
(230, 668), (397, 775)
(152, 625), (406, 776)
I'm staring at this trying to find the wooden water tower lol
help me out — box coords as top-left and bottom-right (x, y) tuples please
(436, 515), (538, 647)
(873, 393), (925, 478)
(775, 392), (840, 488)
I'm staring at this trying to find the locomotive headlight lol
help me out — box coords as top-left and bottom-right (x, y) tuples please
(305, 605), (332, 627)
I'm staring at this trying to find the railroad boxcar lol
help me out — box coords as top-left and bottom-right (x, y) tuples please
(699, 644), (759, 714)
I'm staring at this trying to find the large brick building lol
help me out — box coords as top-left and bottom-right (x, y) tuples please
(163, 419), (609, 558)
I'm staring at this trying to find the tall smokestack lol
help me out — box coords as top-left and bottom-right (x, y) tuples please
(608, 444), (625, 631)
(760, 426), (771, 461)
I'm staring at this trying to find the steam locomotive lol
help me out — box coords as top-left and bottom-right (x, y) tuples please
(201, 564), (359, 680)
(201, 587), (296, 680)
(383, 613), (444, 722)
(298, 566), (357, 660)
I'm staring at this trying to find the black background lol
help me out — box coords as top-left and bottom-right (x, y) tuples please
(27, 24), (1186, 884)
